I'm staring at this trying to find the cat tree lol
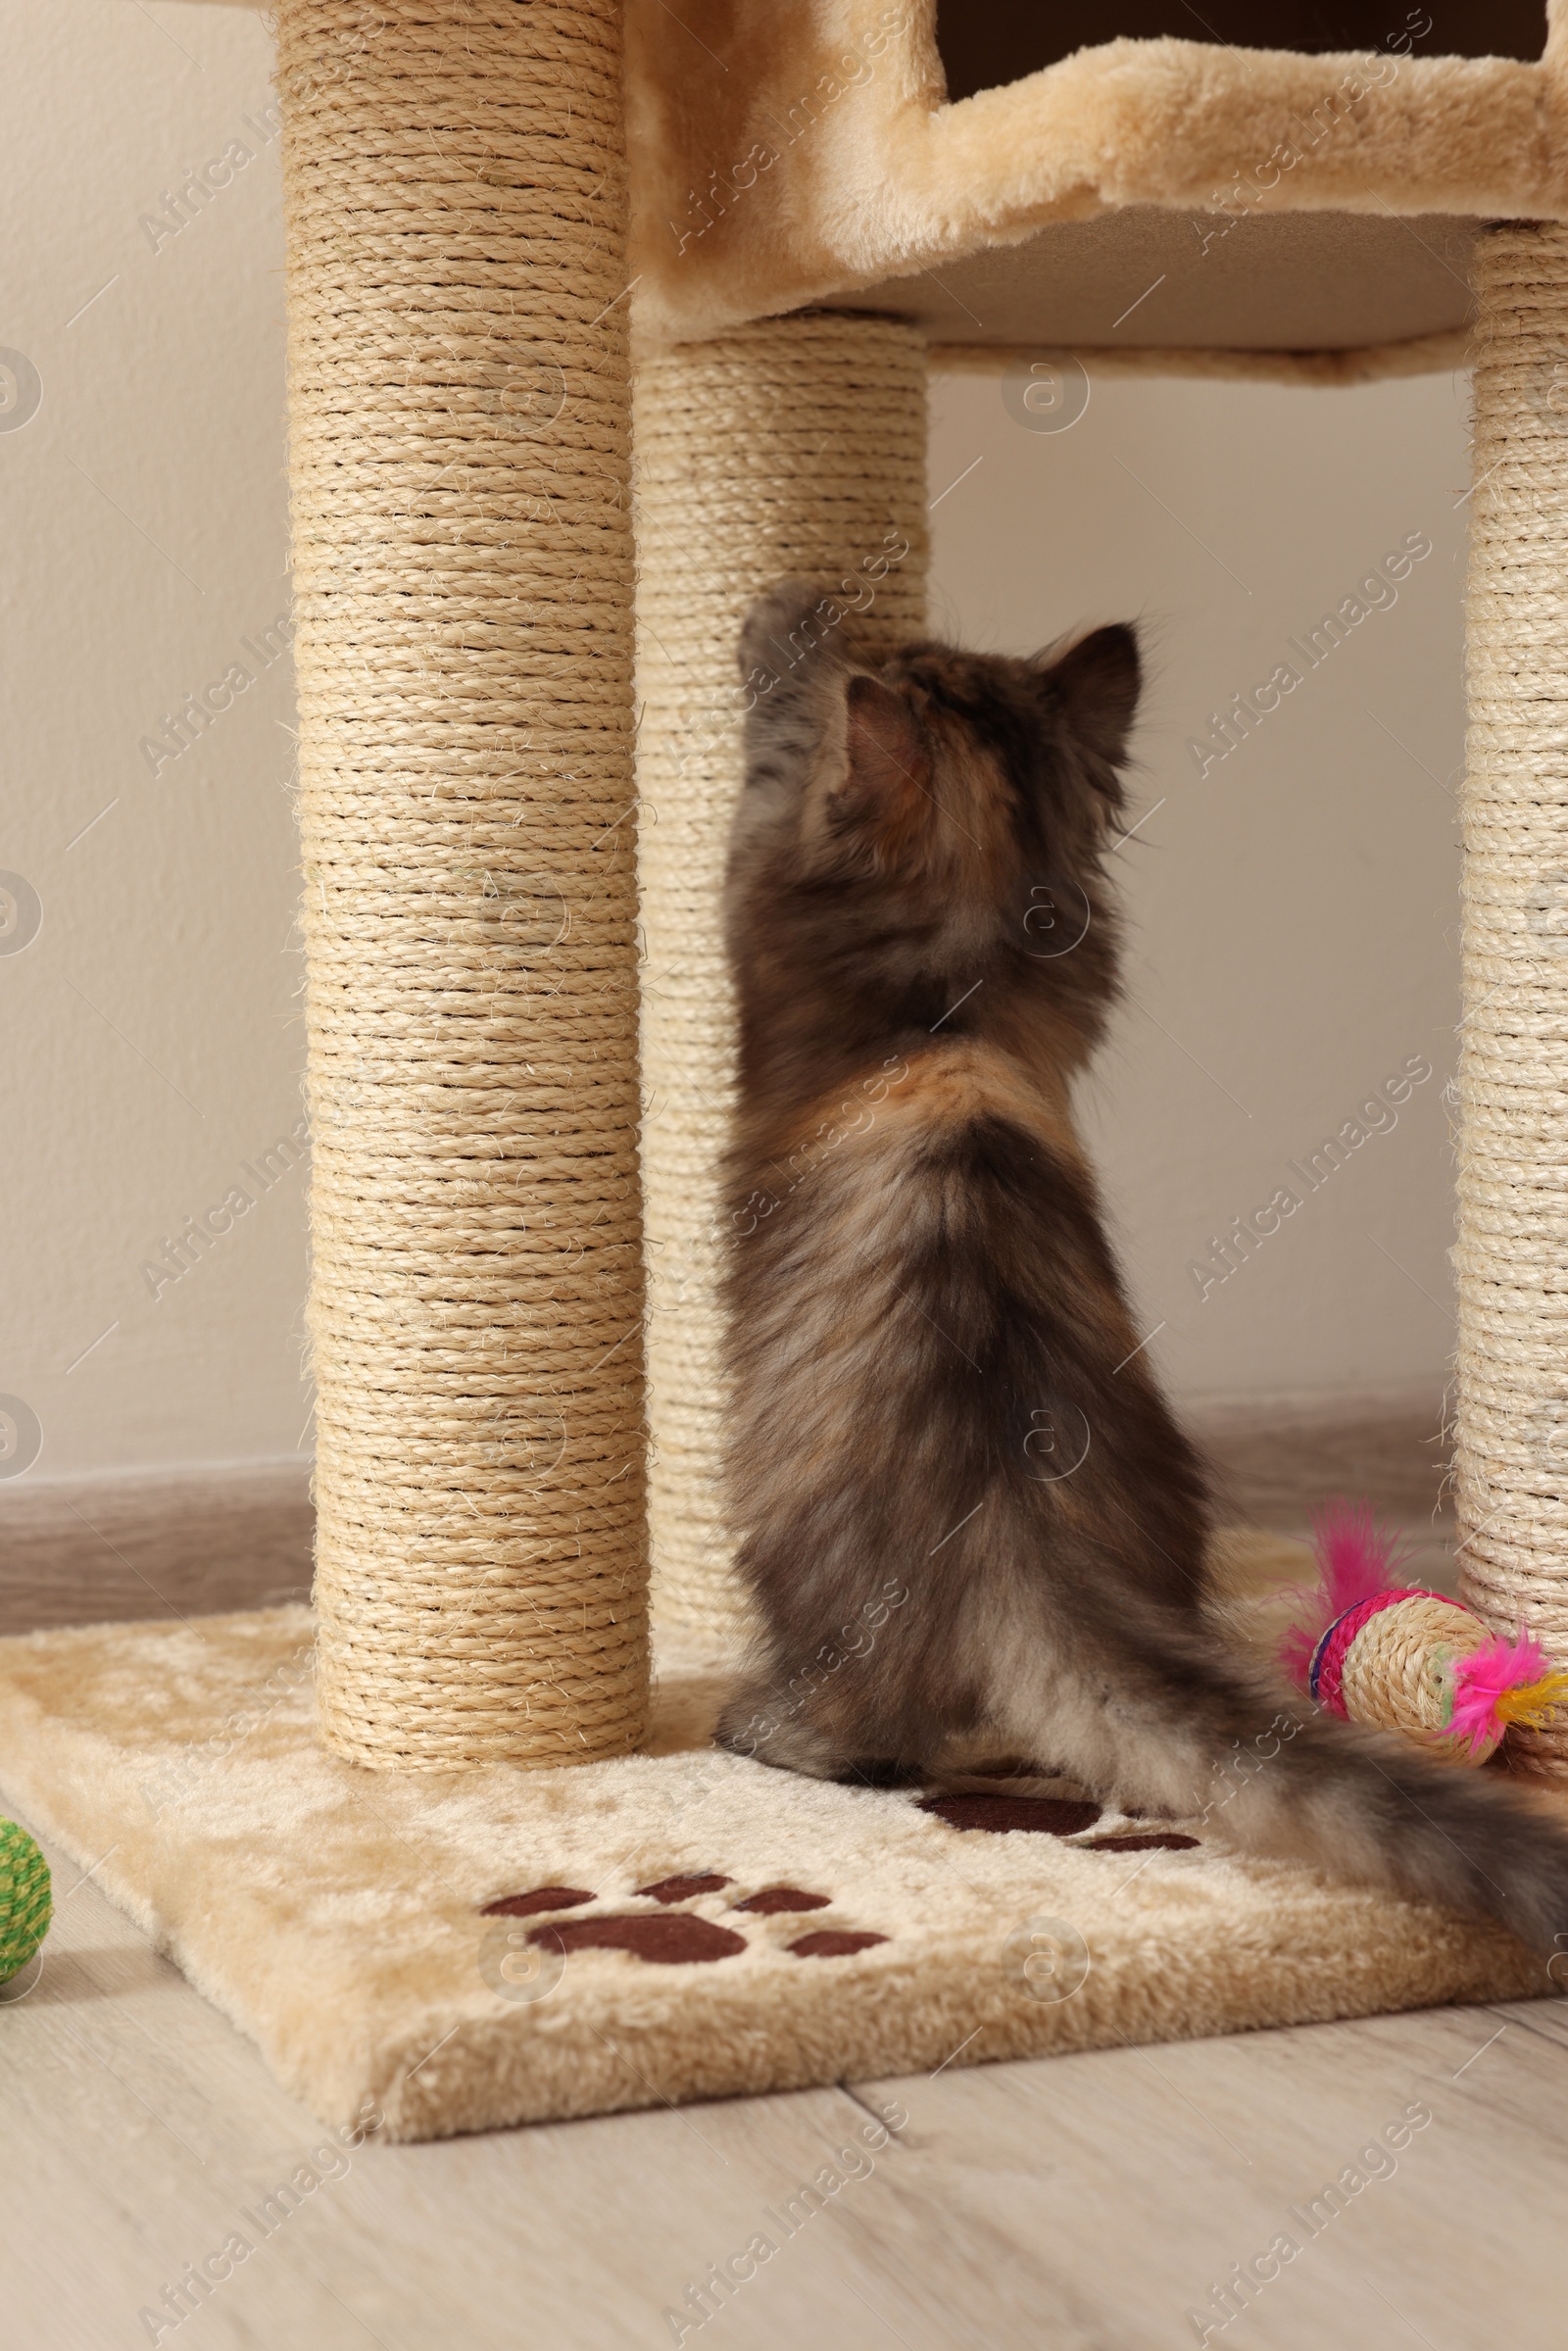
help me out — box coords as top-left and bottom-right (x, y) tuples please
(284, 0), (1568, 1749)
(279, 0), (650, 1771)
(628, 0), (1568, 1759)
(0, 0), (1565, 2138)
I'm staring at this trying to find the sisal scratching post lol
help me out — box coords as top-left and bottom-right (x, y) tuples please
(634, 314), (928, 1641)
(278, 0), (648, 1769)
(1455, 221), (1568, 1770)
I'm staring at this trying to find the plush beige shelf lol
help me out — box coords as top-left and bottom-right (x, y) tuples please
(620, 3), (1563, 363)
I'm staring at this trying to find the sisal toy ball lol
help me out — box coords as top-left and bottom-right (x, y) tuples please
(1281, 1501), (1568, 1765)
(0, 1820), (50, 1983)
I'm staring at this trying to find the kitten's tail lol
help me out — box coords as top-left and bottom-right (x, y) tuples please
(1073, 1635), (1568, 1961)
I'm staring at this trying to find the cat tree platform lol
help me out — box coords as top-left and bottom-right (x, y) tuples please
(625, 0), (1562, 362)
(0, 1559), (1547, 2141)
(10, 0), (1568, 2139)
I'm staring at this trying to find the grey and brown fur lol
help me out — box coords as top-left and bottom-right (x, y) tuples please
(713, 578), (1568, 1961)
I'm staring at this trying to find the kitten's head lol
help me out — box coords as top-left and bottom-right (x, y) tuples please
(726, 581), (1141, 1074)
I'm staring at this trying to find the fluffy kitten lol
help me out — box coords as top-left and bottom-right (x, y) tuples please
(713, 578), (1568, 1958)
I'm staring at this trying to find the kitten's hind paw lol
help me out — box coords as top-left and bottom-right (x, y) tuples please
(713, 1687), (904, 1783)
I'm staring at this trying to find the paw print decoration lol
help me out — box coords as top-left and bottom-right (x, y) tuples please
(915, 1792), (1200, 1854)
(478, 1873), (888, 1967)
(475, 1796), (1200, 1979)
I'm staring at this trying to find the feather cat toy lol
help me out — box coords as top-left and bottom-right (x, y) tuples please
(1280, 1500), (1568, 1763)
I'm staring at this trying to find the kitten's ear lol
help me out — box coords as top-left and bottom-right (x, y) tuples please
(845, 675), (930, 802)
(808, 676), (930, 860)
(1036, 623), (1141, 765)
(822, 673), (931, 854)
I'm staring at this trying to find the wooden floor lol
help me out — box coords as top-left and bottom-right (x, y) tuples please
(9, 1396), (1567, 2350)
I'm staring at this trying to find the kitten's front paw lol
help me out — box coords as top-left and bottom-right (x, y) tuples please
(738, 578), (843, 685)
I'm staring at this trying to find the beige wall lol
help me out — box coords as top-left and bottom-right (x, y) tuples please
(2, 2), (1462, 1480)
(929, 363), (1464, 1410)
(2, 0), (302, 1478)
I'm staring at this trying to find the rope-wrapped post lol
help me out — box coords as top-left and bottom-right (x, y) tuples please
(1455, 221), (1568, 1771)
(278, 0), (648, 1769)
(634, 315), (928, 1641)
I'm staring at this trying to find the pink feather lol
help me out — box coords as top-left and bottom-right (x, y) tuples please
(1448, 1632), (1557, 1755)
(1278, 1498), (1408, 1689)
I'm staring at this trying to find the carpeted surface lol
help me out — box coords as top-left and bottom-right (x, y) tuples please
(0, 1542), (1549, 2141)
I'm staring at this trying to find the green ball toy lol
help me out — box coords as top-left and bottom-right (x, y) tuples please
(0, 1820), (50, 1984)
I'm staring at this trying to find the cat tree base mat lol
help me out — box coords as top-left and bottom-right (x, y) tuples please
(0, 1572), (1550, 2143)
